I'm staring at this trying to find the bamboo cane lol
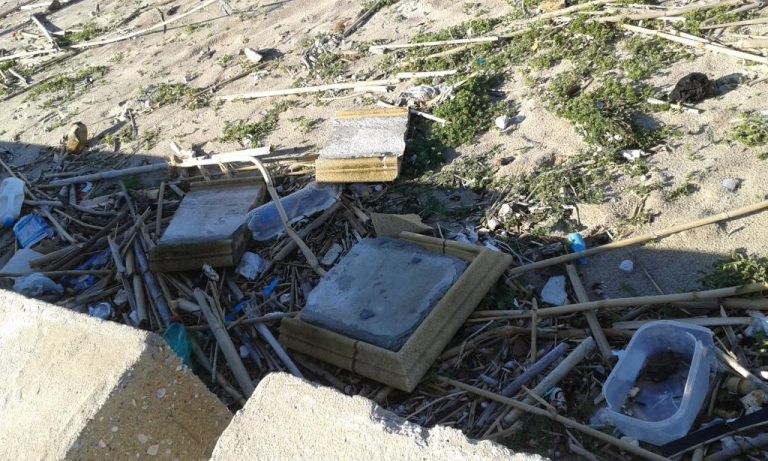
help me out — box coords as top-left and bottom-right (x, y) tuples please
(621, 24), (768, 64)
(700, 16), (768, 30)
(68, 0), (218, 49)
(597, 0), (743, 22)
(194, 288), (255, 397)
(504, 199), (768, 277)
(566, 264), (613, 362)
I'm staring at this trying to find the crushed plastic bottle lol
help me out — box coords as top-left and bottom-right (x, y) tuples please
(88, 302), (113, 320)
(0, 177), (25, 228)
(246, 182), (339, 241)
(13, 214), (54, 248)
(13, 273), (64, 297)
(567, 232), (588, 265)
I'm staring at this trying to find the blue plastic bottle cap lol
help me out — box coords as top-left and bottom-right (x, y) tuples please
(2, 216), (12, 228)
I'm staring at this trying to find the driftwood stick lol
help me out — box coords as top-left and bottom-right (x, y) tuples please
(194, 288), (255, 397)
(0, 269), (111, 277)
(440, 376), (668, 461)
(134, 238), (172, 326)
(621, 24), (768, 64)
(30, 13), (58, 48)
(675, 298), (768, 310)
(24, 199), (117, 216)
(500, 337), (595, 426)
(188, 335), (247, 406)
(370, 36), (499, 53)
(476, 342), (571, 428)
(225, 277), (304, 378)
(613, 317), (752, 330)
(218, 71), (456, 100)
(484, 283), (768, 319)
(68, 0), (218, 49)
(566, 264), (613, 363)
(597, 0), (743, 22)
(714, 347), (768, 394)
(701, 16), (768, 30)
(39, 207), (78, 244)
(155, 180), (165, 241)
(703, 433), (768, 461)
(507, 0), (612, 28)
(0, 48), (59, 63)
(506, 199), (768, 277)
(125, 249), (149, 328)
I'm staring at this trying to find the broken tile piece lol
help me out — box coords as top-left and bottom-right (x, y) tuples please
(722, 178), (740, 193)
(301, 237), (468, 351)
(541, 276), (567, 306)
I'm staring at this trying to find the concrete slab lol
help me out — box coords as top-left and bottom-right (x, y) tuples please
(301, 237), (468, 351)
(0, 290), (232, 460)
(211, 373), (546, 461)
(150, 179), (265, 271)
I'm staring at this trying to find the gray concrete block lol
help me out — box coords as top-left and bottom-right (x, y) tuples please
(211, 373), (547, 461)
(0, 290), (232, 460)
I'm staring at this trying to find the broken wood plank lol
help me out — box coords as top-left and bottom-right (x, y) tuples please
(622, 24), (768, 64)
(700, 15), (768, 30)
(29, 13), (58, 48)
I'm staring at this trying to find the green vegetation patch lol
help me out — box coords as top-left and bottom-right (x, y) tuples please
(730, 112), (768, 147)
(143, 83), (211, 110)
(620, 37), (688, 81)
(26, 66), (108, 102)
(58, 22), (104, 46)
(700, 251), (768, 289)
(220, 101), (295, 145)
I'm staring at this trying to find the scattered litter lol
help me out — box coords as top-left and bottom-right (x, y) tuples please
(243, 48), (263, 63)
(0, 177), (25, 228)
(163, 322), (191, 366)
(399, 85), (439, 104)
(541, 275), (567, 306)
(740, 390), (767, 414)
(202, 264), (220, 281)
(726, 377), (756, 395)
(619, 260), (634, 273)
(722, 178), (740, 193)
(88, 302), (113, 320)
(246, 182), (339, 241)
(0, 248), (42, 275)
(486, 218), (501, 231)
(567, 232), (588, 265)
(237, 252), (268, 280)
(669, 72), (713, 104)
(320, 243), (343, 266)
(14, 273), (64, 297)
(498, 203), (512, 218)
(13, 214), (54, 249)
(621, 149), (650, 162)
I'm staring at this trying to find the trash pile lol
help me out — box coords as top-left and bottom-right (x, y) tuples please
(3, 0), (768, 459)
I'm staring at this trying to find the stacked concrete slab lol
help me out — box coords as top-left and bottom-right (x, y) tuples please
(212, 373), (546, 461)
(0, 290), (232, 459)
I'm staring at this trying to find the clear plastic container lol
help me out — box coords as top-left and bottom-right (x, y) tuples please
(0, 177), (25, 228)
(603, 321), (714, 445)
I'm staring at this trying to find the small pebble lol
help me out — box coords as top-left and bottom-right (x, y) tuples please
(722, 178), (740, 193)
(619, 260), (634, 273)
(156, 388), (166, 399)
(498, 203), (512, 217)
(137, 434), (149, 444)
(147, 444), (160, 456)
(487, 218), (501, 231)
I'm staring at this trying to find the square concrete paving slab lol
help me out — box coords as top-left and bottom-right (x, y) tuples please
(280, 233), (513, 391)
(150, 179), (264, 272)
(301, 237), (468, 351)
